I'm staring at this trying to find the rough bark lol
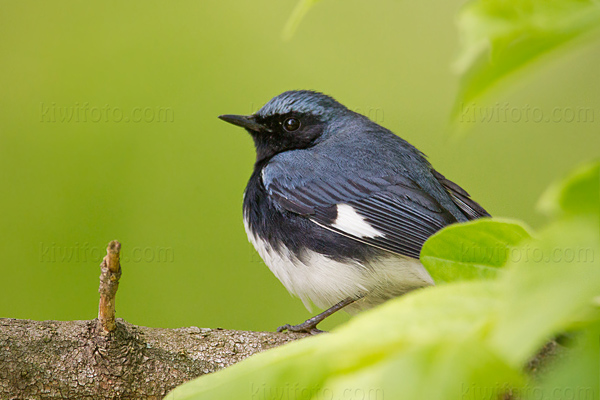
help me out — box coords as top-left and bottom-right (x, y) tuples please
(0, 318), (307, 399)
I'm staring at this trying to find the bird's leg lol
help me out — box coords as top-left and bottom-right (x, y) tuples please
(277, 296), (360, 335)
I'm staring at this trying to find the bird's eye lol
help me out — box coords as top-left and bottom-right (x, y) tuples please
(283, 117), (301, 132)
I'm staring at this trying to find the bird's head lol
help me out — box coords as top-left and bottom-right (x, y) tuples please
(219, 90), (350, 162)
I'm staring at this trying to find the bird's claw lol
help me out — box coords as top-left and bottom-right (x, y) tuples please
(277, 323), (324, 335)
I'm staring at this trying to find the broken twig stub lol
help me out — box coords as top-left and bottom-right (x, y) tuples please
(97, 240), (122, 334)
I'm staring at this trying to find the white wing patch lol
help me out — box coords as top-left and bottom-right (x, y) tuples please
(332, 204), (384, 238)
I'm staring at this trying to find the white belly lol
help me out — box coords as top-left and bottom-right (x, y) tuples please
(244, 216), (434, 312)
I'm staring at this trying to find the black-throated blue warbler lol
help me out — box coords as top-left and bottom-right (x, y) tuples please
(219, 90), (489, 334)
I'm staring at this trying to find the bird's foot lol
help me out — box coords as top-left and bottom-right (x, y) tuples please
(276, 297), (359, 335)
(277, 322), (324, 335)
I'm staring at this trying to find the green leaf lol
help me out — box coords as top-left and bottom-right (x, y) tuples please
(537, 160), (600, 217)
(165, 163), (600, 400)
(491, 216), (600, 365)
(490, 161), (600, 365)
(452, 0), (600, 123)
(165, 280), (519, 400)
(166, 233), (599, 400)
(165, 228), (599, 400)
(420, 218), (533, 284)
(324, 337), (522, 400)
(283, 0), (322, 40)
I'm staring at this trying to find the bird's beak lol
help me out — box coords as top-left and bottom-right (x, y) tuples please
(218, 114), (264, 132)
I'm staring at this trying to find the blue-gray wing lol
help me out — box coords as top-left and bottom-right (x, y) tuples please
(264, 171), (465, 259)
(431, 170), (490, 220)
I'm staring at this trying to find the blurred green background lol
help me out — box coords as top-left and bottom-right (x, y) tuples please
(1, 0), (599, 332)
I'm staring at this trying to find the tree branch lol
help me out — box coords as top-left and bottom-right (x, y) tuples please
(0, 318), (307, 399)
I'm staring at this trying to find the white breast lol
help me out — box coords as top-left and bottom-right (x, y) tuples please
(243, 214), (434, 312)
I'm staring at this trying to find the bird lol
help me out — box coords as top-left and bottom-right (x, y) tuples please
(219, 90), (489, 334)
